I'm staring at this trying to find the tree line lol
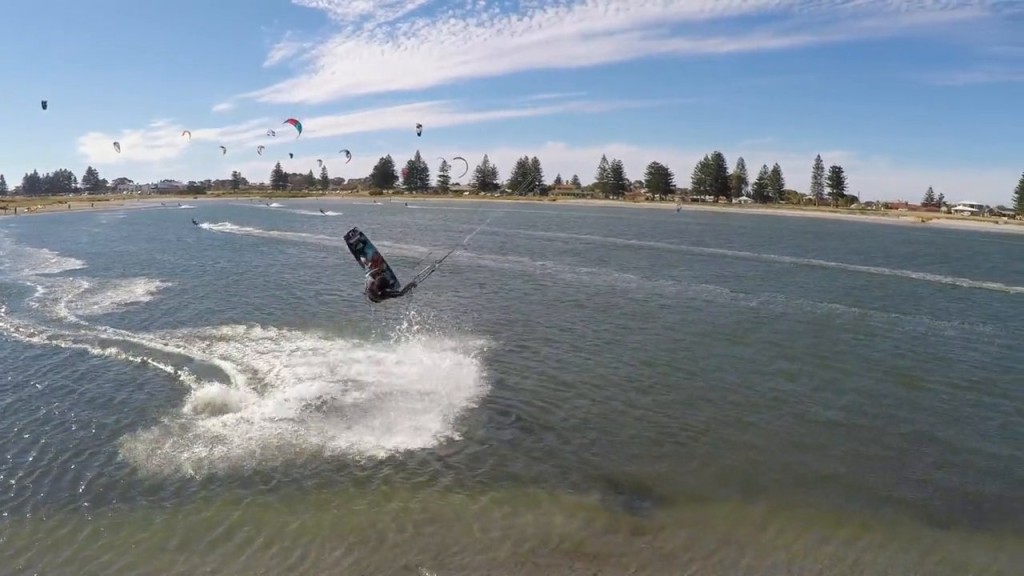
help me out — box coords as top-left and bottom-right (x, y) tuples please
(268, 163), (341, 191)
(1016, 173), (1024, 215)
(0, 166), (109, 197)
(0, 162), (341, 198)
(348, 150), (1024, 214)
(6, 155), (1023, 216)
(352, 149), (858, 207)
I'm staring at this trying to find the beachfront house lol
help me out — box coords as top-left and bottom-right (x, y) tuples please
(142, 180), (185, 194)
(951, 200), (986, 216)
(112, 178), (142, 194)
(549, 184), (591, 199)
(991, 206), (1018, 219)
(450, 185), (475, 195)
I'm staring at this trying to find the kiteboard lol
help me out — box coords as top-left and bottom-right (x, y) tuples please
(344, 227), (403, 292)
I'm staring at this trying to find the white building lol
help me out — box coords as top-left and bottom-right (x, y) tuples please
(143, 180), (185, 194)
(950, 200), (985, 216)
(115, 182), (143, 194)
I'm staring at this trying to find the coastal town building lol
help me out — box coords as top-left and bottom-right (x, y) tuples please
(950, 200), (985, 216)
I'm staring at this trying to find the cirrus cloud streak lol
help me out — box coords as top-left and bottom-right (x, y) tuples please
(244, 0), (996, 105)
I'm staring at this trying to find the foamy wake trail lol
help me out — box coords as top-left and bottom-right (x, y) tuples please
(195, 221), (429, 259)
(1, 229), (489, 479)
(65, 278), (172, 318)
(14, 271), (171, 325)
(239, 202), (342, 217)
(118, 323), (490, 478)
(197, 221), (346, 247)
(0, 235), (87, 276)
(247, 202), (344, 216)
(178, 204), (195, 209)
(496, 228), (1024, 295)
(273, 208), (343, 216)
(292, 209), (342, 216)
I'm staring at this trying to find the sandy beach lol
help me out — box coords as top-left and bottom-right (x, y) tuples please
(0, 195), (256, 219)
(3, 191), (1022, 236)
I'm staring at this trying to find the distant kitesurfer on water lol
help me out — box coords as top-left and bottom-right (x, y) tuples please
(191, 218), (199, 226)
(320, 208), (326, 215)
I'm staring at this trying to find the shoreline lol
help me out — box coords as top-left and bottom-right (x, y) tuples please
(3, 192), (1022, 236)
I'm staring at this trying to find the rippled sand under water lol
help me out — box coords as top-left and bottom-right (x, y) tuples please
(3, 487), (1021, 575)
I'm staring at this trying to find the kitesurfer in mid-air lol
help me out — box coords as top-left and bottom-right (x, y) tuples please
(365, 273), (417, 302)
(343, 226), (466, 305)
(361, 255), (417, 303)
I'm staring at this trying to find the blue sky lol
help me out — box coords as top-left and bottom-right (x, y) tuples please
(1, 0), (1022, 204)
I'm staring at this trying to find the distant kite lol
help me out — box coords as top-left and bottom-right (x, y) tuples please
(415, 123), (423, 137)
(283, 118), (302, 137)
(220, 145), (227, 155)
(452, 156), (469, 178)
(113, 141), (121, 153)
(182, 130), (191, 141)
(288, 152), (294, 159)
(267, 129), (276, 137)
(257, 145), (265, 156)
(41, 100), (48, 111)
(340, 149), (352, 163)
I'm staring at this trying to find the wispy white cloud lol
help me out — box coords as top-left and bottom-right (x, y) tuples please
(76, 97), (664, 165)
(521, 91), (589, 101)
(925, 64), (1024, 85)
(76, 118), (272, 165)
(212, 101), (236, 113)
(292, 0), (432, 25)
(237, 0), (996, 105)
(283, 97), (674, 140)
(263, 31), (314, 68)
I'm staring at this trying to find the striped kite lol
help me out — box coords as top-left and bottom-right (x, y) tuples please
(283, 118), (302, 137)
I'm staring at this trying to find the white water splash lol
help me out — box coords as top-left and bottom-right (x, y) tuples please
(0, 229), (491, 479)
(119, 323), (490, 477)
